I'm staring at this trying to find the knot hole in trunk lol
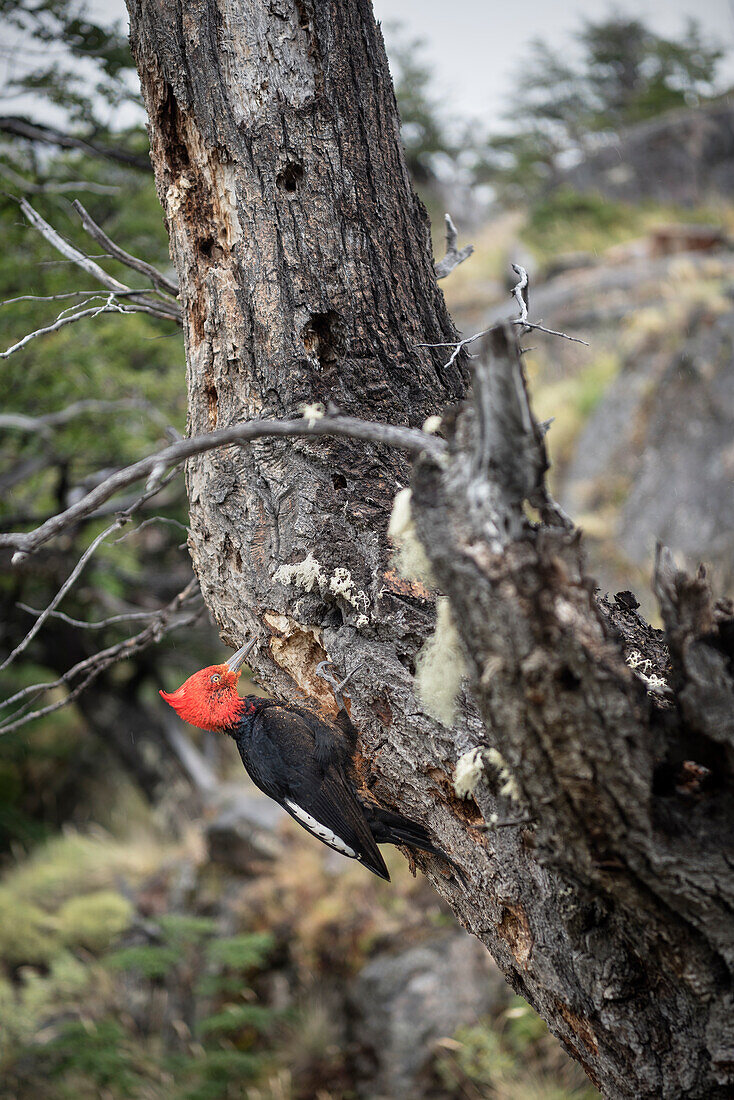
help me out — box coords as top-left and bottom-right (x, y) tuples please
(302, 309), (346, 372)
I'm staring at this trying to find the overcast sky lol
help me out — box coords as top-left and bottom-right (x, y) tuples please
(2, 0), (733, 130)
(373, 0), (734, 126)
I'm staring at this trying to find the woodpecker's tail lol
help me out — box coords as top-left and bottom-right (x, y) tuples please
(361, 804), (465, 882)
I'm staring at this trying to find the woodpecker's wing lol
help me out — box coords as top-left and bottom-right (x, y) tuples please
(238, 704), (390, 881)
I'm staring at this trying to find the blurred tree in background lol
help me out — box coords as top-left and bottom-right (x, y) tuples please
(381, 22), (458, 187)
(478, 15), (725, 200)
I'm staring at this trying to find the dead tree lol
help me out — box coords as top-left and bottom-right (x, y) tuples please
(116, 2), (734, 1095)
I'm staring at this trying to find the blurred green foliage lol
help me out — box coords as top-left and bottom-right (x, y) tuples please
(0, 0), (141, 127)
(434, 997), (598, 1100)
(525, 187), (730, 263)
(382, 22), (459, 186)
(0, 147), (198, 849)
(0, 832), (278, 1099)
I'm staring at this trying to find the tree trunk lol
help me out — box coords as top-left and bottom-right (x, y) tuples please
(126, 2), (734, 1095)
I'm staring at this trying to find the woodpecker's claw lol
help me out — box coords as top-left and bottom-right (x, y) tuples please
(316, 659), (362, 711)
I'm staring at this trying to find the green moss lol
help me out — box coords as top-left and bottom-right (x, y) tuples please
(57, 890), (133, 954)
(4, 831), (165, 908)
(0, 952), (91, 1057)
(0, 888), (57, 967)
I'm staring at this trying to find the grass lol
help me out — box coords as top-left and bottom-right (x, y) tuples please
(524, 187), (734, 267)
(433, 997), (599, 1100)
(528, 351), (622, 472)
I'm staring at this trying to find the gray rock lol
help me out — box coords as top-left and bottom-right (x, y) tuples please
(561, 102), (734, 206)
(349, 931), (509, 1099)
(205, 790), (285, 874)
(561, 306), (734, 599)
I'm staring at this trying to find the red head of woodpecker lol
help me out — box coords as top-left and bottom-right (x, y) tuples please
(159, 638), (256, 732)
(160, 645), (461, 883)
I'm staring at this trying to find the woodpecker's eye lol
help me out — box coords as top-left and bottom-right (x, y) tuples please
(210, 673), (221, 684)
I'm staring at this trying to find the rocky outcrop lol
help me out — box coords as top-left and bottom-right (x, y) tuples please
(563, 300), (734, 595)
(349, 932), (509, 1099)
(561, 101), (734, 206)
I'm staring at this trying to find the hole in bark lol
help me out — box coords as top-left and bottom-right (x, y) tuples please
(198, 237), (223, 262)
(396, 650), (416, 676)
(277, 160), (304, 192)
(332, 473), (347, 490)
(205, 384), (218, 429)
(654, 758), (715, 798)
(557, 665), (581, 691)
(157, 84), (190, 175)
(302, 310), (345, 372)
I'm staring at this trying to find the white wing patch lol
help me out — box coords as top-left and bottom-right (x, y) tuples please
(285, 800), (357, 858)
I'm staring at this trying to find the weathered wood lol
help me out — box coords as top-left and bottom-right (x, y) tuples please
(126, 2), (734, 1095)
(411, 325), (734, 1097)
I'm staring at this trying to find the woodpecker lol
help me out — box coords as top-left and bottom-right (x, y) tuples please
(160, 640), (456, 881)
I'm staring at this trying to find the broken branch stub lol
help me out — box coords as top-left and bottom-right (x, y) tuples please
(410, 321), (734, 1098)
(449, 323), (570, 549)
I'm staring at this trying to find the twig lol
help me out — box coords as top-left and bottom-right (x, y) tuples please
(414, 266), (589, 369)
(434, 214), (474, 279)
(2, 290), (127, 307)
(1, 468), (183, 670)
(0, 162), (120, 195)
(1, 294), (143, 358)
(0, 115), (151, 171)
(509, 263), (588, 346)
(515, 320), (589, 346)
(1, 415), (445, 556)
(0, 582), (202, 735)
(0, 397), (174, 435)
(414, 328), (491, 372)
(17, 604), (172, 631)
(510, 263), (529, 325)
(18, 199), (180, 323)
(73, 200), (179, 298)
(1, 521), (121, 672)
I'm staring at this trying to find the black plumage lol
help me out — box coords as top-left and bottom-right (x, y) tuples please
(160, 647), (459, 882)
(228, 696), (453, 882)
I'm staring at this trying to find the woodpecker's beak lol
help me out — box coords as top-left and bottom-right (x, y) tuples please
(225, 637), (257, 674)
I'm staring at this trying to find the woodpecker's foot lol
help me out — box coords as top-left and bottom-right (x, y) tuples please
(316, 659), (362, 711)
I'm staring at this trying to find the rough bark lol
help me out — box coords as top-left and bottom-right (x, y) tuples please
(126, 1), (734, 1096)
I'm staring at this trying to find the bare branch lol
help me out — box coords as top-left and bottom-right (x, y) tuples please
(72, 200), (179, 298)
(0, 397), (175, 435)
(434, 213), (474, 279)
(1, 468), (183, 670)
(1, 520), (121, 672)
(0, 581), (202, 736)
(0, 293), (161, 358)
(17, 604), (172, 631)
(0, 115), (151, 171)
(1, 415), (445, 556)
(509, 263), (589, 346)
(510, 262), (529, 325)
(0, 161), (120, 195)
(415, 264), (590, 368)
(18, 199), (181, 323)
(517, 320), (589, 346)
(2, 290), (122, 307)
(414, 327), (491, 372)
